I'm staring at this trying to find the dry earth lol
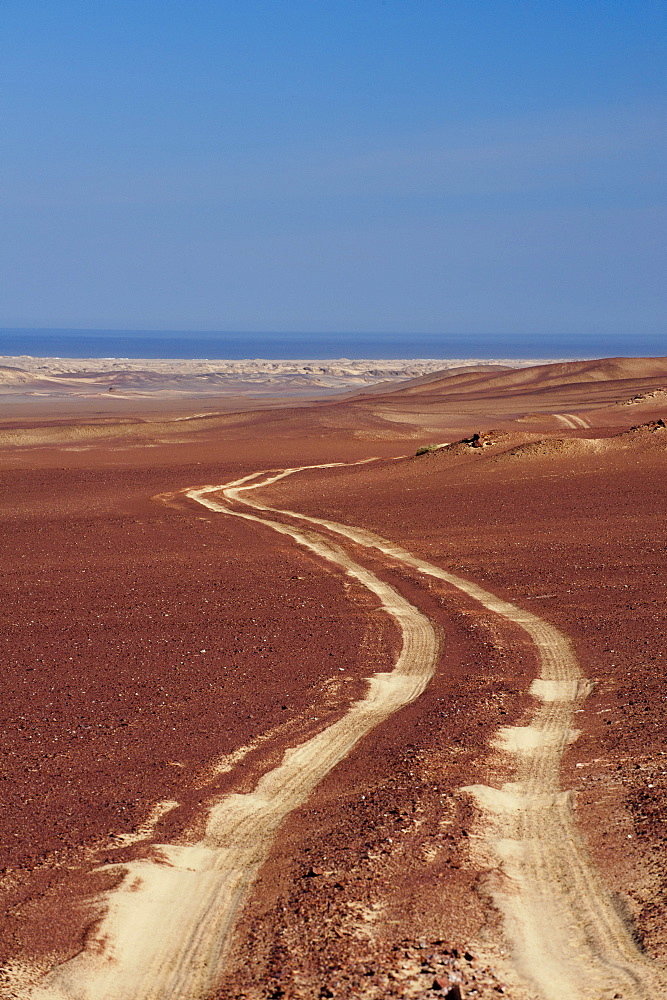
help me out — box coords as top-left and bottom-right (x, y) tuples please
(0, 355), (666, 1000)
(0, 357), (541, 409)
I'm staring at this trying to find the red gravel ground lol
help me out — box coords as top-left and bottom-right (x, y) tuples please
(251, 421), (667, 997)
(0, 456), (402, 976)
(0, 357), (665, 999)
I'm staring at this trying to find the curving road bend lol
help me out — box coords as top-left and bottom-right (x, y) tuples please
(30, 464), (438, 1000)
(29, 462), (665, 1000)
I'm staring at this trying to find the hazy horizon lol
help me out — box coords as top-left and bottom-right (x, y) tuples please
(1, 327), (664, 361)
(1, 2), (665, 343)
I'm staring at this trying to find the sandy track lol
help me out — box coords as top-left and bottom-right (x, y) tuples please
(556, 413), (590, 429)
(28, 465), (438, 1000)
(26, 460), (665, 1000)
(219, 466), (666, 999)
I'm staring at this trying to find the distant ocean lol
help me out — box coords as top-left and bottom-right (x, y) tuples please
(0, 329), (663, 361)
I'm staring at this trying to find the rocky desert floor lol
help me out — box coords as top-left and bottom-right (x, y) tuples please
(0, 356), (665, 1000)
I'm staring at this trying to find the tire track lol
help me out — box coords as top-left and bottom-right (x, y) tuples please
(28, 465), (438, 1000)
(218, 465), (666, 999)
(556, 413), (590, 429)
(27, 460), (665, 1000)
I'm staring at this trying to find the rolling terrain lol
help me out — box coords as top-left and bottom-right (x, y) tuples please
(0, 356), (665, 999)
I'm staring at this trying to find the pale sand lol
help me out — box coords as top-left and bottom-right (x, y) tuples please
(0, 356), (569, 400)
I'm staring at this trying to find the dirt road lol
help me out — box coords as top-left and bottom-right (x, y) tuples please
(30, 465), (438, 1000)
(28, 462), (665, 1000)
(238, 466), (666, 999)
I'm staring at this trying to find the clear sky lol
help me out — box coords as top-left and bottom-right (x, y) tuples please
(1, 1), (665, 341)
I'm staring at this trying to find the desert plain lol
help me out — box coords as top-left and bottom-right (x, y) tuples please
(0, 354), (666, 1000)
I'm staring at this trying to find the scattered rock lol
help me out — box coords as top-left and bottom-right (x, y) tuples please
(623, 418), (666, 436)
(431, 977), (462, 997)
(619, 388), (667, 405)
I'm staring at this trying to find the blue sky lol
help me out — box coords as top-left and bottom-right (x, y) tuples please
(1, 0), (665, 342)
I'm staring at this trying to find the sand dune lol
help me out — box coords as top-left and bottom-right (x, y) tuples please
(0, 357), (533, 402)
(366, 355), (667, 400)
(344, 355), (667, 434)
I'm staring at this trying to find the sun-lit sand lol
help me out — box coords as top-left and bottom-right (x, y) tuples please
(0, 354), (564, 400)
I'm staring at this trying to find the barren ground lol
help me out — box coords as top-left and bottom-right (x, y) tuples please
(0, 355), (665, 999)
